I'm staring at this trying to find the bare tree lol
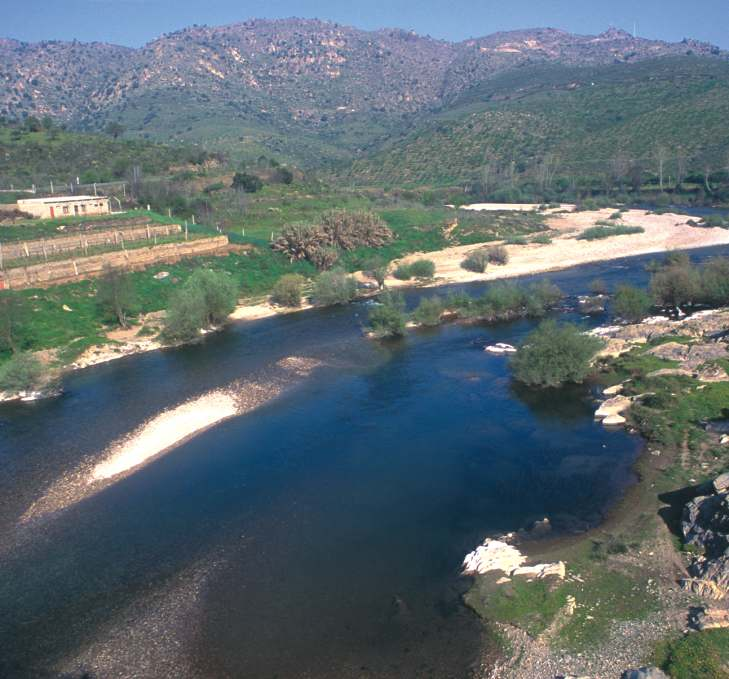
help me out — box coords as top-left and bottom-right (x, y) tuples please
(654, 144), (668, 192)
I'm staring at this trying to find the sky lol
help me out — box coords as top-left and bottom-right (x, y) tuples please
(3, 0), (729, 49)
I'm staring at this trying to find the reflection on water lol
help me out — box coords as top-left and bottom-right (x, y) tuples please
(1, 246), (728, 678)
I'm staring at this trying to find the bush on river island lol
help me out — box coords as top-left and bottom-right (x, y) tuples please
(511, 320), (604, 388)
(368, 291), (407, 338)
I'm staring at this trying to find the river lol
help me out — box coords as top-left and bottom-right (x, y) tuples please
(1, 245), (728, 678)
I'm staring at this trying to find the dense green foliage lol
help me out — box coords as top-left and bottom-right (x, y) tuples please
(612, 285), (653, 322)
(96, 266), (137, 328)
(367, 291), (407, 338)
(653, 625), (729, 677)
(0, 352), (44, 393)
(577, 225), (645, 240)
(311, 270), (357, 306)
(393, 259), (436, 280)
(462, 248), (489, 273)
(270, 273), (307, 307)
(411, 297), (444, 326)
(162, 269), (239, 342)
(511, 320), (603, 387)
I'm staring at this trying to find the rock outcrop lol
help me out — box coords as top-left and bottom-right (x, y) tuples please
(462, 538), (565, 581)
(680, 473), (729, 599)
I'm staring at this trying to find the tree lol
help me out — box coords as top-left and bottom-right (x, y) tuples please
(650, 263), (701, 309)
(231, 172), (263, 193)
(511, 320), (603, 388)
(701, 257), (729, 306)
(412, 296), (444, 326)
(0, 291), (27, 353)
(312, 270), (357, 306)
(0, 352), (44, 394)
(368, 291), (407, 338)
(365, 257), (389, 290)
(162, 269), (238, 342)
(271, 274), (306, 307)
(105, 122), (125, 140)
(612, 285), (652, 323)
(96, 266), (136, 328)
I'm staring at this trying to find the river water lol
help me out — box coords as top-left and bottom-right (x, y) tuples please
(1, 246), (728, 679)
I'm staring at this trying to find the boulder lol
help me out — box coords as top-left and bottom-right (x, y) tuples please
(462, 539), (525, 575)
(603, 383), (624, 396)
(484, 343), (517, 354)
(511, 561), (566, 579)
(602, 414), (627, 426)
(714, 473), (729, 494)
(621, 668), (669, 679)
(689, 606), (729, 630)
(594, 395), (632, 420)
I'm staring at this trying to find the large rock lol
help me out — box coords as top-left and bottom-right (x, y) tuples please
(594, 395), (632, 420)
(689, 606), (729, 630)
(462, 539), (525, 575)
(621, 668), (669, 679)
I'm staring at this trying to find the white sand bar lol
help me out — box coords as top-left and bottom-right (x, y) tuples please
(91, 391), (238, 481)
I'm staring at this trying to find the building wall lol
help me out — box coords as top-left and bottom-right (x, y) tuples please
(16, 198), (111, 220)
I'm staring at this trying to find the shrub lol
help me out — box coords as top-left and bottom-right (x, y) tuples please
(163, 269), (238, 342)
(231, 172), (263, 193)
(701, 257), (729, 306)
(531, 233), (552, 245)
(368, 291), (407, 338)
(511, 320), (604, 387)
(0, 352), (44, 393)
(364, 257), (389, 289)
(528, 280), (563, 313)
(312, 270), (357, 306)
(488, 245), (509, 265)
(408, 259), (436, 279)
(412, 297), (444, 326)
(577, 225), (644, 240)
(462, 249), (490, 273)
(651, 263), (702, 308)
(505, 236), (527, 245)
(96, 265), (136, 328)
(271, 274), (306, 307)
(590, 278), (609, 295)
(393, 263), (413, 280)
(613, 285), (652, 322)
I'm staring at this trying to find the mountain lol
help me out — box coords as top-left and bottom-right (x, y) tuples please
(347, 56), (729, 190)
(0, 20), (726, 166)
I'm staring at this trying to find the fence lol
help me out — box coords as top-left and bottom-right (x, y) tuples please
(0, 224), (182, 268)
(0, 236), (230, 290)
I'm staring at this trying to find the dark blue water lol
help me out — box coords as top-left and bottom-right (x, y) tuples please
(1, 246), (728, 679)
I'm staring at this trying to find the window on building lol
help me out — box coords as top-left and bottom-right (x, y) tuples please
(62, 205), (70, 215)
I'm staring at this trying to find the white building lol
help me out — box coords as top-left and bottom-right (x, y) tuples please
(17, 195), (111, 220)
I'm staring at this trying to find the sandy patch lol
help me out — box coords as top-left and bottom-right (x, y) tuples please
(385, 209), (729, 289)
(19, 356), (323, 524)
(448, 203), (576, 212)
(91, 391), (238, 481)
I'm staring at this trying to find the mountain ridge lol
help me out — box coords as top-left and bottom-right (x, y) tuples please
(1, 19), (726, 166)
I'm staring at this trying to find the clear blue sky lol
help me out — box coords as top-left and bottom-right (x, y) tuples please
(4, 0), (729, 49)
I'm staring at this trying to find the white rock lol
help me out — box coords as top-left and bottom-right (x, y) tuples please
(484, 343), (517, 354)
(603, 384), (624, 396)
(511, 561), (566, 579)
(602, 414), (627, 426)
(595, 395), (632, 420)
(462, 539), (525, 575)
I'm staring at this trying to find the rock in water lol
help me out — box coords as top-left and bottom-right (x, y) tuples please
(462, 540), (525, 575)
(594, 395), (632, 420)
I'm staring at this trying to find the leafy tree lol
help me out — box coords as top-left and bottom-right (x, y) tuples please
(701, 257), (729, 306)
(0, 352), (44, 393)
(412, 296), (444, 326)
(271, 274), (306, 307)
(0, 291), (27, 353)
(163, 269), (238, 342)
(96, 266), (136, 328)
(365, 256), (389, 289)
(408, 259), (436, 279)
(231, 172), (263, 193)
(312, 270), (357, 306)
(272, 167), (294, 184)
(511, 320), (603, 388)
(612, 285), (652, 322)
(650, 263), (701, 309)
(368, 291), (407, 338)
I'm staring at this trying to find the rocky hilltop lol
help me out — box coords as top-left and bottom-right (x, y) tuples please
(0, 20), (724, 151)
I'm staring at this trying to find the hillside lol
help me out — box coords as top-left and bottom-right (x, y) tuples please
(347, 57), (729, 195)
(0, 120), (215, 186)
(1, 20), (725, 165)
